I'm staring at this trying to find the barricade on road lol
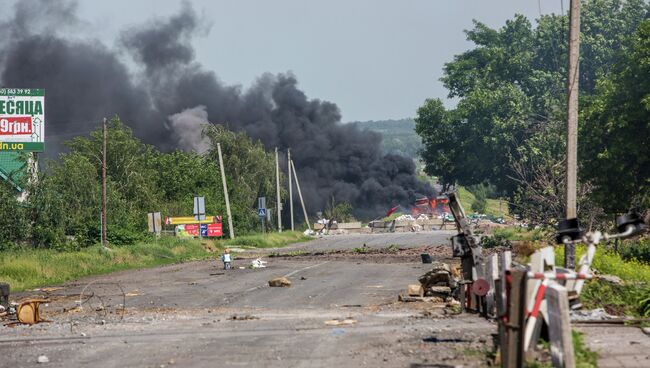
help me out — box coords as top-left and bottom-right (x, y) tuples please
(445, 189), (646, 368)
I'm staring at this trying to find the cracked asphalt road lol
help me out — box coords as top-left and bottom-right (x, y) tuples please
(1, 231), (495, 367)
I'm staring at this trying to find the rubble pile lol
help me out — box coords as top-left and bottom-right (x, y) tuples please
(395, 214), (415, 221)
(417, 262), (459, 302)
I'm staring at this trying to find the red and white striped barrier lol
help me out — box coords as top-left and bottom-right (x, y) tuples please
(527, 272), (593, 280)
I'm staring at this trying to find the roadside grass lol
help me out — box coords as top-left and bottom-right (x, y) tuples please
(0, 231), (313, 292)
(219, 231), (311, 248)
(0, 237), (213, 292)
(554, 245), (650, 317)
(457, 186), (510, 219)
(492, 227), (548, 242)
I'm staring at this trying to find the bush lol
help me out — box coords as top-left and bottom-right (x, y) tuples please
(0, 182), (29, 250)
(619, 238), (650, 264)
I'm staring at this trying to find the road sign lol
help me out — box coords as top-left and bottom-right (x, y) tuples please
(257, 208), (267, 218)
(147, 212), (162, 234)
(193, 196), (205, 221)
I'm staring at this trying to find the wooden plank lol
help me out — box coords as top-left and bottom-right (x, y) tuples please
(486, 254), (499, 318)
(494, 278), (507, 367)
(499, 251), (511, 316)
(547, 284), (576, 368)
(505, 269), (527, 368)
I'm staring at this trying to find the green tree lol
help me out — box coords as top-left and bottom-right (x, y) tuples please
(416, 0), (650, 217)
(581, 19), (650, 212)
(0, 182), (28, 250)
(204, 125), (281, 234)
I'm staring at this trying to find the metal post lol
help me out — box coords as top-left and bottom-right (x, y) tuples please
(288, 149), (294, 231)
(565, 0), (581, 269)
(275, 147), (282, 232)
(291, 159), (311, 231)
(101, 117), (108, 247)
(217, 143), (235, 239)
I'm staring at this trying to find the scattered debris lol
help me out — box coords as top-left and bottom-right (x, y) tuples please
(400, 261), (460, 304)
(569, 308), (616, 321)
(395, 214), (415, 221)
(251, 258), (267, 268)
(229, 314), (259, 320)
(268, 277), (292, 287)
(125, 291), (141, 297)
(398, 295), (446, 304)
(17, 299), (49, 325)
(597, 274), (623, 285)
(38, 287), (63, 293)
(324, 318), (357, 326)
(0, 282), (9, 308)
(407, 284), (424, 297)
(303, 229), (316, 236)
(37, 355), (49, 364)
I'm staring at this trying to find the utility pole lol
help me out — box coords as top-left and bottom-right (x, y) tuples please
(275, 148), (282, 232)
(291, 159), (311, 231)
(288, 149), (294, 231)
(101, 117), (108, 248)
(565, 0), (580, 269)
(217, 143), (235, 239)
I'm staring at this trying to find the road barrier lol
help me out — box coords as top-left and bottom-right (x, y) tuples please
(446, 191), (646, 367)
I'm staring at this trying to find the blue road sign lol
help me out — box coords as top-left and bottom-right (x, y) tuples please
(200, 224), (208, 237)
(257, 208), (267, 218)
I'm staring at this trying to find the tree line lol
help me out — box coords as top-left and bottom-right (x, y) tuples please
(415, 0), (650, 225)
(0, 118), (280, 250)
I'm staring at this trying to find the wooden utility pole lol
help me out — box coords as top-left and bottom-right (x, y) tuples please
(275, 148), (282, 232)
(291, 159), (311, 231)
(217, 143), (235, 239)
(565, 0), (581, 269)
(288, 149), (294, 231)
(101, 118), (108, 247)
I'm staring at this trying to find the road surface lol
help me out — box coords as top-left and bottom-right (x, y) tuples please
(1, 231), (495, 367)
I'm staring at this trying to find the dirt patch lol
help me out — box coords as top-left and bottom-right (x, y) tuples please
(267, 245), (453, 263)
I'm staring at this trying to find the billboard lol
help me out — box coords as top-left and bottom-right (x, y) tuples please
(175, 223), (223, 238)
(0, 88), (45, 152)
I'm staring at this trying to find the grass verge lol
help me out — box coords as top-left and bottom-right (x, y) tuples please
(457, 186), (510, 219)
(0, 231), (313, 292)
(0, 237), (212, 292)
(218, 231), (311, 248)
(554, 244), (650, 317)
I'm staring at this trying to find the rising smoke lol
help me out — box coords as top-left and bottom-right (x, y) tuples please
(0, 0), (433, 218)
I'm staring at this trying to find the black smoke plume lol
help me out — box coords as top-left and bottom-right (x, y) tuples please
(0, 0), (433, 218)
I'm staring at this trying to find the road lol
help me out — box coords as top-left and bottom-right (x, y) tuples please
(1, 231), (495, 367)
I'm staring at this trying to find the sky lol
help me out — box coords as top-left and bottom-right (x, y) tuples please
(66, 1), (565, 122)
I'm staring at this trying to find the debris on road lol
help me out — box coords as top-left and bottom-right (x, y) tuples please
(400, 261), (460, 303)
(17, 299), (49, 325)
(230, 314), (259, 320)
(570, 308), (616, 321)
(407, 284), (424, 297)
(268, 277), (292, 287)
(324, 318), (357, 326)
(37, 355), (49, 364)
(251, 258), (267, 268)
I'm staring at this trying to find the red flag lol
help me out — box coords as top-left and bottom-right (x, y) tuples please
(386, 205), (400, 217)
